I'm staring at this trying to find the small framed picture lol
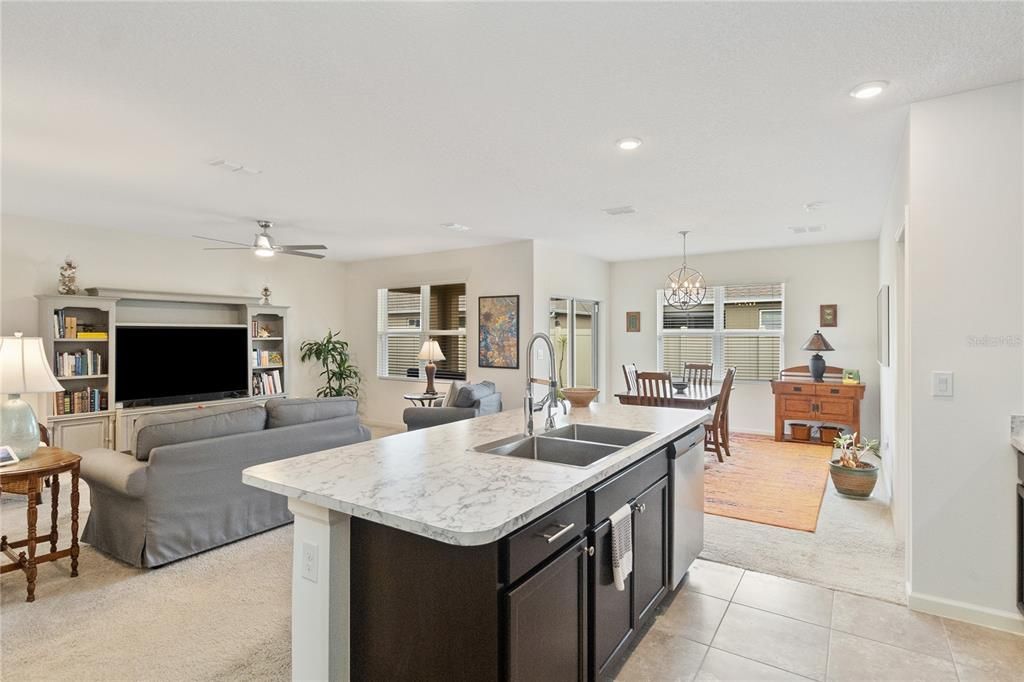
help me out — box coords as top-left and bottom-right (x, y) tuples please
(842, 368), (861, 385)
(0, 445), (20, 467)
(820, 304), (838, 327)
(625, 311), (641, 333)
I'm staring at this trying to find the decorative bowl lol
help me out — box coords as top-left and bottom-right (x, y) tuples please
(562, 387), (600, 407)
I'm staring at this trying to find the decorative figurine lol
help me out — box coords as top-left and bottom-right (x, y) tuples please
(58, 257), (79, 295)
(257, 325), (272, 338)
(260, 286), (272, 305)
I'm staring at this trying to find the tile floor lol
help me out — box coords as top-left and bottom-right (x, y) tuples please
(617, 559), (1024, 682)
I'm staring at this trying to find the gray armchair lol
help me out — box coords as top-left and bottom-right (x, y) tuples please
(403, 380), (502, 431)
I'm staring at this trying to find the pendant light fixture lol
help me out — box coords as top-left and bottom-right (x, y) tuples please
(663, 230), (707, 311)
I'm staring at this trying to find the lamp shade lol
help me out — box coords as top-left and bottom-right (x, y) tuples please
(0, 333), (65, 394)
(801, 330), (835, 353)
(417, 339), (446, 362)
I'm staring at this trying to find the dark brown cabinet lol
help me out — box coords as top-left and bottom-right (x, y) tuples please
(589, 475), (670, 679)
(632, 477), (669, 623)
(506, 536), (589, 682)
(589, 520), (633, 677)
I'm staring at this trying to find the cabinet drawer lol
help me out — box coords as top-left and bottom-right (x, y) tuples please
(775, 383), (813, 395)
(589, 449), (668, 524)
(504, 494), (587, 585)
(814, 384), (859, 398)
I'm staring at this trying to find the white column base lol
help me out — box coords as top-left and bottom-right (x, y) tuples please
(289, 498), (352, 681)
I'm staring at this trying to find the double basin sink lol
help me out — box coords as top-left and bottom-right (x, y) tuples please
(473, 424), (654, 468)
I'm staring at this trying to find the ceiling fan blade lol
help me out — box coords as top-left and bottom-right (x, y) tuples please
(193, 235), (252, 247)
(203, 247), (253, 250)
(279, 250), (326, 259)
(278, 244), (327, 251)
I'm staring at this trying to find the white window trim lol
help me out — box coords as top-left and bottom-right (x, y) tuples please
(656, 284), (785, 382)
(377, 284), (467, 380)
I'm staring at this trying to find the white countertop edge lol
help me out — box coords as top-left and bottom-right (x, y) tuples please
(243, 409), (709, 546)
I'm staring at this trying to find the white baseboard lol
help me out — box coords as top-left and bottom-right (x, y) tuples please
(908, 590), (1024, 635)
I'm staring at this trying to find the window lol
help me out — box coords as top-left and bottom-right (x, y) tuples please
(377, 284), (467, 380)
(657, 283), (784, 381)
(548, 297), (600, 390)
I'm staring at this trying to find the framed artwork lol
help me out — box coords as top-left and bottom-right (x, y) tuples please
(877, 286), (890, 367)
(842, 368), (861, 385)
(820, 304), (838, 327)
(625, 311), (641, 333)
(478, 295), (520, 369)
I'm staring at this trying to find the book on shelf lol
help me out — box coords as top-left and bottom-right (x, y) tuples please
(54, 349), (103, 377)
(253, 350), (283, 367)
(53, 311), (108, 339)
(253, 369), (284, 396)
(54, 388), (108, 415)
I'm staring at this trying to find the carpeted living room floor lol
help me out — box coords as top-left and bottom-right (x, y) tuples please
(1, 428), (902, 679)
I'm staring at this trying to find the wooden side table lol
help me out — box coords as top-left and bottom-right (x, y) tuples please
(403, 393), (446, 407)
(0, 447), (81, 602)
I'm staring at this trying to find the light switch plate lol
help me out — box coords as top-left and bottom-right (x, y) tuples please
(301, 542), (318, 582)
(931, 371), (954, 397)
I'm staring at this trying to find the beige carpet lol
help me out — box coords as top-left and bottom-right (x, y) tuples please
(700, 434), (906, 605)
(1, 481), (292, 681)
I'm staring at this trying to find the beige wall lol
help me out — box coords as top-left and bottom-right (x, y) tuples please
(1, 215), (349, 409)
(904, 81), (1023, 632)
(609, 240), (880, 438)
(343, 240), (534, 426)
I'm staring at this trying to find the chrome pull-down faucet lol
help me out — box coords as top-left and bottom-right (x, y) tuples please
(524, 332), (559, 436)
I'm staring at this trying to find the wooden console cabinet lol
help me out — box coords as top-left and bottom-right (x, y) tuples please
(770, 369), (865, 445)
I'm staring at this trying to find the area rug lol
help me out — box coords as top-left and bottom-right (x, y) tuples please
(704, 432), (831, 532)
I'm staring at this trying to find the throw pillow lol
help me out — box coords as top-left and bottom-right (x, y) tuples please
(444, 380), (467, 407)
(454, 381), (496, 408)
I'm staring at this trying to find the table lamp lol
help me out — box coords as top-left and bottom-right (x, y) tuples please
(1, 333), (64, 458)
(417, 339), (446, 395)
(801, 330), (835, 382)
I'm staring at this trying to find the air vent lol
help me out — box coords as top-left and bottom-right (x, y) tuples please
(207, 158), (262, 175)
(789, 225), (825, 234)
(603, 205), (636, 216)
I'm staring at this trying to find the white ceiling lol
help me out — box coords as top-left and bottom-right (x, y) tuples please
(3, 2), (1022, 262)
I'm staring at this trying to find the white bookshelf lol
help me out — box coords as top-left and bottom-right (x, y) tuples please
(37, 294), (118, 451)
(248, 305), (288, 398)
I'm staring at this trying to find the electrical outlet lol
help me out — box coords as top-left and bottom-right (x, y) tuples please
(301, 542), (318, 583)
(931, 371), (954, 397)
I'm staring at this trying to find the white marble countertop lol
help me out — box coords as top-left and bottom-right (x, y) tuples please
(243, 402), (709, 546)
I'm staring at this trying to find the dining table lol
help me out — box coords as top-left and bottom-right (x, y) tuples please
(614, 381), (725, 410)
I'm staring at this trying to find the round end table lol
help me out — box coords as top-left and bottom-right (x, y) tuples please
(403, 393), (446, 407)
(0, 447), (82, 602)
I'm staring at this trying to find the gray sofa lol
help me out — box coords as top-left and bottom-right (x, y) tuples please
(403, 380), (502, 431)
(80, 397), (370, 567)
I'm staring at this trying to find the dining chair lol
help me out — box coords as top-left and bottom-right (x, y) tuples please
(622, 363), (639, 394)
(636, 371), (674, 406)
(684, 362), (714, 386)
(704, 367), (736, 462)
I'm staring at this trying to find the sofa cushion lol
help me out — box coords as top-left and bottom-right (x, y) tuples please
(443, 380), (467, 407)
(265, 397), (358, 429)
(134, 403), (267, 461)
(453, 381), (496, 408)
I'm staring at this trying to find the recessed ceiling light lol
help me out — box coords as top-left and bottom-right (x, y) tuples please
(616, 137), (643, 151)
(849, 81), (888, 99)
(441, 223), (471, 232)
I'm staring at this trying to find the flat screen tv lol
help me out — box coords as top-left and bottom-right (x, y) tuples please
(116, 326), (249, 407)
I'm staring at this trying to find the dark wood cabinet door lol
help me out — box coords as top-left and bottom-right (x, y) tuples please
(506, 536), (589, 682)
(632, 476), (669, 624)
(589, 520), (633, 678)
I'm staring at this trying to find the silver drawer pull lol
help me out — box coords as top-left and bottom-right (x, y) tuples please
(538, 522), (575, 544)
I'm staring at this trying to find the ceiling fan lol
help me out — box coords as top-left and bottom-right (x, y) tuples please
(193, 220), (327, 259)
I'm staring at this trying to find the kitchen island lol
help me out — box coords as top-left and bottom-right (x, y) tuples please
(244, 402), (709, 681)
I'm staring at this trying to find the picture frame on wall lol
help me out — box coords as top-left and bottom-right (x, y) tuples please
(820, 304), (838, 327)
(625, 311), (641, 333)
(478, 295), (520, 369)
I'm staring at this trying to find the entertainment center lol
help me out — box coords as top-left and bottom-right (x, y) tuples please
(37, 288), (289, 453)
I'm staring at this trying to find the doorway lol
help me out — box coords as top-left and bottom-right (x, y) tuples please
(548, 298), (599, 390)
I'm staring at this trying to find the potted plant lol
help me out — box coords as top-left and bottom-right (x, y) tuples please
(299, 330), (362, 398)
(830, 433), (881, 498)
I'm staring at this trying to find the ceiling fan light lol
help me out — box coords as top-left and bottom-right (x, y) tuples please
(254, 247), (275, 258)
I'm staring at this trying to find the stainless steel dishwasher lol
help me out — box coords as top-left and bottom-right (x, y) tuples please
(669, 424), (705, 589)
